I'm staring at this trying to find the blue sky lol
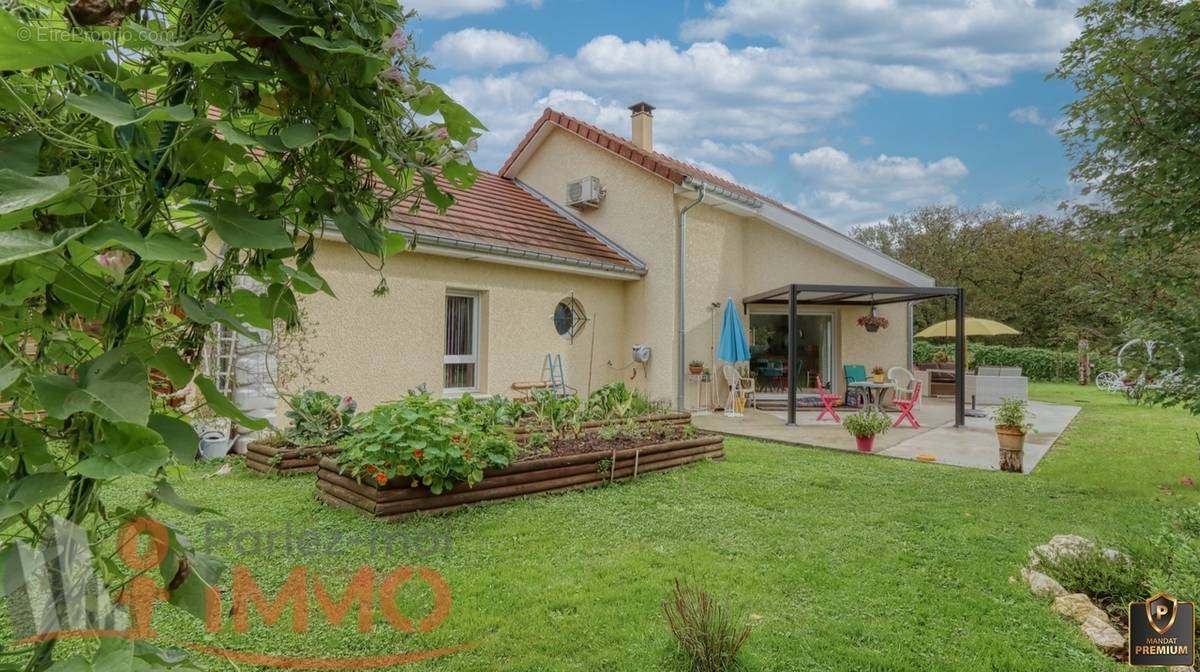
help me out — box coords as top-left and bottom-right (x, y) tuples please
(405, 0), (1083, 230)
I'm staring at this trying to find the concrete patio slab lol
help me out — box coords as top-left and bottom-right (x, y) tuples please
(691, 398), (1080, 473)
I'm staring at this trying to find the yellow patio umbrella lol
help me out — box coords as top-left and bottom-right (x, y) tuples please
(915, 318), (1020, 338)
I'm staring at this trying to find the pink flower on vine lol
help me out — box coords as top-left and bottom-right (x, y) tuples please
(384, 30), (408, 52)
(95, 249), (134, 280)
(433, 127), (449, 140)
(383, 66), (405, 84)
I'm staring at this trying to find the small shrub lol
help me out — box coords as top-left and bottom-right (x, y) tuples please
(1035, 546), (1149, 621)
(586, 382), (658, 421)
(1145, 504), (1200, 633)
(337, 388), (518, 494)
(597, 423), (622, 441)
(525, 431), (551, 453)
(993, 398), (1034, 432)
(912, 341), (1118, 382)
(528, 389), (582, 437)
(456, 394), (530, 429)
(662, 578), (751, 672)
(842, 408), (891, 439)
(284, 390), (356, 446)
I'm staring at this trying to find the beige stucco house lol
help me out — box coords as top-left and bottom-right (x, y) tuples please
(263, 103), (935, 422)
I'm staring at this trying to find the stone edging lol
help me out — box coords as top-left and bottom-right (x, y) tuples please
(1021, 534), (1195, 671)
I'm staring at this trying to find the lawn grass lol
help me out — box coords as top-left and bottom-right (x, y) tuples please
(115, 384), (1199, 671)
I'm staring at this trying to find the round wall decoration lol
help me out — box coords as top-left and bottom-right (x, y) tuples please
(554, 296), (587, 340)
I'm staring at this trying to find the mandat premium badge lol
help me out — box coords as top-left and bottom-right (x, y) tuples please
(1129, 593), (1195, 667)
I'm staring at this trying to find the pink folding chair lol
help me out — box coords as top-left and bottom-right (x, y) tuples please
(892, 381), (922, 428)
(814, 374), (841, 423)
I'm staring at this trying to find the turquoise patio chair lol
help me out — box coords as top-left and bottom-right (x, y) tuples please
(843, 364), (868, 406)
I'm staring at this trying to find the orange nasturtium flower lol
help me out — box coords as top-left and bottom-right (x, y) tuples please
(413, 449), (424, 460)
(374, 472), (388, 485)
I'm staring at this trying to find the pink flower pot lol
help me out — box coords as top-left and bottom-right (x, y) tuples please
(855, 436), (875, 453)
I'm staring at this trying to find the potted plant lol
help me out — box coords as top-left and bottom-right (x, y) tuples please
(700, 368), (711, 382)
(932, 350), (951, 365)
(993, 398), (1034, 473)
(688, 359), (704, 375)
(856, 314), (889, 333)
(871, 366), (886, 383)
(843, 407), (891, 452)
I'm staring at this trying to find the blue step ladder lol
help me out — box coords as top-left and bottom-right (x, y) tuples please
(542, 353), (569, 396)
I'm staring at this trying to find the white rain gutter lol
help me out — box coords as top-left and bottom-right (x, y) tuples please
(682, 176), (764, 211)
(676, 184), (706, 411)
(675, 178), (762, 410)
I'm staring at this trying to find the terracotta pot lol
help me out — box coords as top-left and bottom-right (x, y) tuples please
(689, 366), (703, 375)
(855, 436), (875, 452)
(995, 425), (1026, 473)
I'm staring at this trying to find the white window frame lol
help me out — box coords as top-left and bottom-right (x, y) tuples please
(444, 291), (481, 394)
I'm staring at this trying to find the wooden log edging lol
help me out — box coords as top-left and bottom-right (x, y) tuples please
(245, 441), (341, 476)
(315, 433), (724, 520)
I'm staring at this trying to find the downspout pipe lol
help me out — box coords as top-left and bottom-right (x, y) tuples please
(677, 185), (707, 411)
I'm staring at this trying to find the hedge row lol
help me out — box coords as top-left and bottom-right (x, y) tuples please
(912, 342), (1118, 383)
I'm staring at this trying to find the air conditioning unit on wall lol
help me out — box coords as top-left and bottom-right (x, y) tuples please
(566, 176), (603, 209)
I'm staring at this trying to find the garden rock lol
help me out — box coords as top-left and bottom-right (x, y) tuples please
(1021, 567), (1067, 597)
(1079, 614), (1125, 655)
(1053, 593), (1109, 624)
(1101, 547), (1131, 565)
(1029, 534), (1095, 567)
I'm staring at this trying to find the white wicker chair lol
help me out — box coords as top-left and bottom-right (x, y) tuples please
(722, 364), (757, 415)
(887, 366), (920, 408)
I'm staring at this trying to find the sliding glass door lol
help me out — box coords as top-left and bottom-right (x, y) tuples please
(747, 310), (833, 397)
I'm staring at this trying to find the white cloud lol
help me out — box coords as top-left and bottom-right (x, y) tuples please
(428, 29), (548, 70)
(686, 139), (773, 164)
(442, 35), (870, 167)
(439, 1), (1081, 169)
(431, 3), (1079, 224)
(1009, 106), (1046, 125)
(682, 0), (1083, 95)
(404, 0), (504, 19)
(788, 146), (969, 227)
(405, 0), (541, 19)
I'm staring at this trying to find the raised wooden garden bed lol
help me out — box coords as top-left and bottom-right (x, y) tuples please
(315, 432), (724, 521)
(508, 411), (692, 442)
(245, 442), (341, 476)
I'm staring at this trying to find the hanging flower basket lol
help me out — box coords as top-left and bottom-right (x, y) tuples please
(857, 315), (889, 333)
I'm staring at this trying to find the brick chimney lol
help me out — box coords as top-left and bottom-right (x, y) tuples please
(629, 102), (655, 151)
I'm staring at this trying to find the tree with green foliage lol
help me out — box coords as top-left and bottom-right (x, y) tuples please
(852, 206), (1118, 349)
(0, 0), (482, 667)
(1055, 0), (1200, 413)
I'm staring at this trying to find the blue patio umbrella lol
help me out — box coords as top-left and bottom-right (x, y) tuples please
(717, 298), (751, 363)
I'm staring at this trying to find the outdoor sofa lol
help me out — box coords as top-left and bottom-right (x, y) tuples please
(966, 366), (1028, 405)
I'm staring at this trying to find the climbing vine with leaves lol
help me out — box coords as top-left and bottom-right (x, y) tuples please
(0, 0), (482, 667)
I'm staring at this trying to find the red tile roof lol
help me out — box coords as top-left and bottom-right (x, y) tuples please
(388, 170), (643, 274)
(500, 108), (789, 211)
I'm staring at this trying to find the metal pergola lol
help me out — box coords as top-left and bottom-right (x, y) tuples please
(742, 283), (967, 427)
